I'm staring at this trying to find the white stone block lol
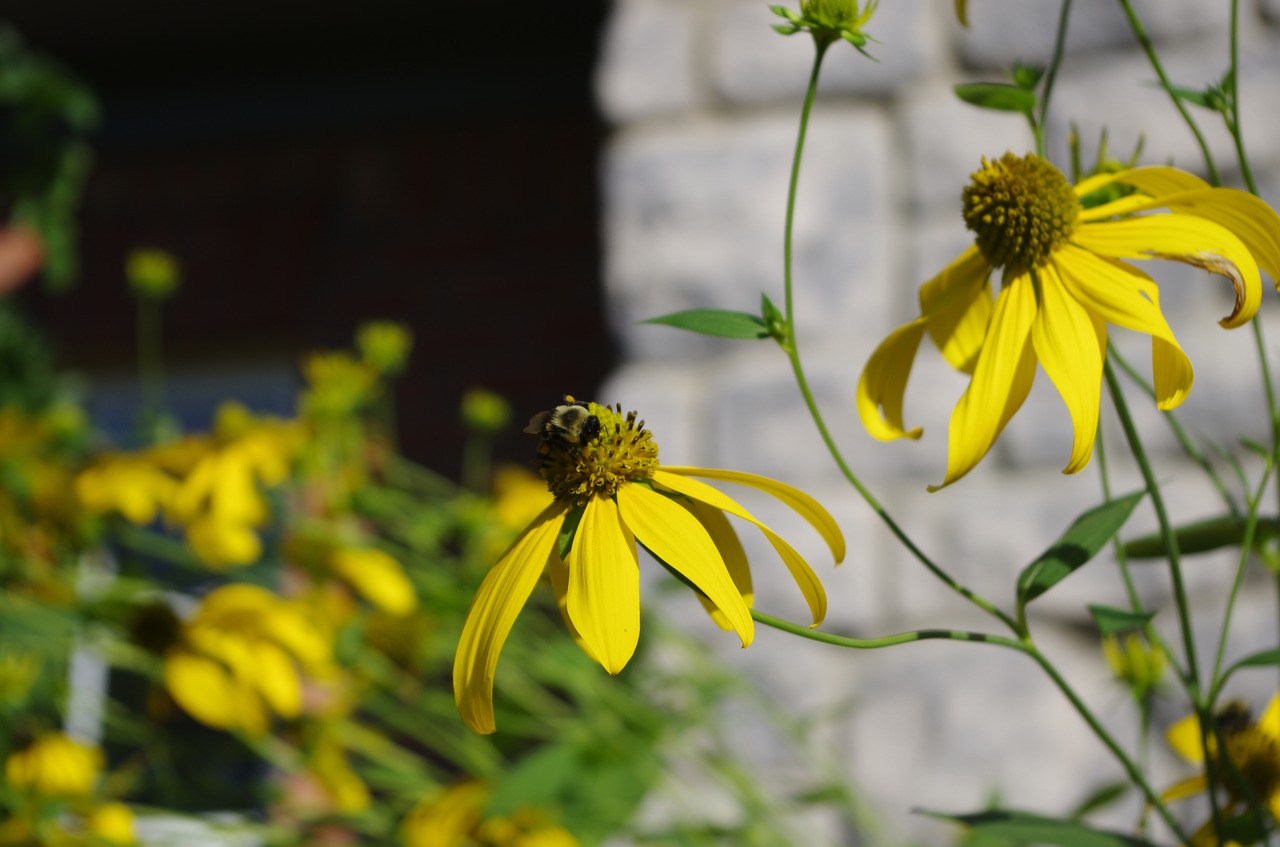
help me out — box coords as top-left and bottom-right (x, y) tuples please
(595, 0), (702, 123)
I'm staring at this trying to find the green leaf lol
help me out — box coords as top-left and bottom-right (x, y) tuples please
(1069, 781), (1129, 819)
(1165, 83), (1213, 108)
(1017, 491), (1144, 605)
(953, 82), (1037, 115)
(641, 309), (770, 340)
(920, 809), (1160, 847)
(1088, 604), (1155, 637)
(1122, 515), (1280, 559)
(1231, 647), (1280, 670)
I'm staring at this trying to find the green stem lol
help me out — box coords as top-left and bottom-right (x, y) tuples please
(1034, 0), (1074, 158)
(781, 45), (1018, 634)
(1104, 354), (1201, 697)
(1227, 0), (1258, 196)
(1116, 0), (1220, 185)
(752, 610), (1021, 651)
(1211, 461), (1276, 690)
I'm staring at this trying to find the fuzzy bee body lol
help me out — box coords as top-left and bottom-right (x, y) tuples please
(524, 398), (602, 447)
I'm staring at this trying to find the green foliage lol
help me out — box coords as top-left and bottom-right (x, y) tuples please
(922, 809), (1160, 847)
(954, 82), (1037, 116)
(1016, 492), (1144, 606)
(641, 308), (772, 340)
(1088, 604), (1155, 637)
(1123, 513), (1280, 559)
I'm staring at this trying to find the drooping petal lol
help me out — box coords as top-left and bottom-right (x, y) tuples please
(249, 640), (302, 718)
(1074, 214), (1261, 328)
(546, 546), (600, 664)
(1158, 189), (1280, 283)
(453, 500), (568, 734)
(1160, 774), (1209, 803)
(1166, 711), (1205, 764)
(1053, 245), (1194, 409)
(1258, 693), (1280, 742)
(165, 652), (266, 734)
(919, 246), (993, 374)
(616, 482), (753, 646)
(682, 497), (754, 631)
(657, 466), (845, 564)
(932, 272), (1038, 490)
(566, 495), (640, 675)
(1033, 262), (1107, 475)
(858, 318), (928, 441)
(653, 469), (826, 627)
(330, 548), (418, 616)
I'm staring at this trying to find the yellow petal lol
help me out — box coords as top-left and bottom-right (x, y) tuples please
(165, 652), (266, 733)
(566, 495), (640, 675)
(857, 317), (928, 441)
(1073, 214), (1261, 328)
(657, 466), (845, 564)
(1258, 692), (1280, 741)
(546, 547), (600, 664)
(1157, 188), (1280, 283)
(261, 605), (332, 671)
(330, 547), (419, 616)
(249, 641), (301, 718)
(616, 483), (753, 646)
(1052, 245), (1194, 409)
(1032, 264), (1107, 475)
(932, 272), (1038, 490)
(453, 500), (567, 734)
(87, 802), (135, 845)
(1161, 774), (1209, 803)
(919, 245), (994, 374)
(1167, 711), (1205, 764)
(652, 469), (826, 627)
(1074, 166), (1210, 201)
(682, 498), (753, 631)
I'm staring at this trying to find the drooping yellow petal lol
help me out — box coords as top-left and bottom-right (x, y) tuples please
(857, 317), (928, 441)
(681, 497), (753, 631)
(1167, 711), (1205, 764)
(1074, 166), (1210, 202)
(546, 548), (600, 665)
(919, 246), (993, 374)
(1074, 214), (1261, 328)
(657, 467), (845, 564)
(653, 469), (826, 627)
(616, 482), (753, 646)
(1033, 263), (1107, 475)
(1053, 245), (1194, 409)
(330, 547), (418, 616)
(932, 272), (1038, 490)
(453, 500), (568, 734)
(165, 652), (266, 734)
(566, 495), (640, 675)
(1258, 693), (1280, 742)
(248, 640), (301, 719)
(1158, 189), (1280, 283)
(1161, 774), (1209, 803)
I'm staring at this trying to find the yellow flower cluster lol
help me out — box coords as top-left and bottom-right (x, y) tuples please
(402, 782), (579, 847)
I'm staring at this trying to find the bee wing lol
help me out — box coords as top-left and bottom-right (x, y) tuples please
(523, 410), (553, 436)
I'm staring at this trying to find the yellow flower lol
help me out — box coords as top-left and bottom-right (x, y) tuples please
(87, 803), (136, 845)
(402, 782), (579, 847)
(76, 456), (178, 525)
(859, 154), (1280, 490)
(163, 584), (332, 734)
(356, 320), (413, 376)
(454, 400), (844, 734)
(1101, 632), (1165, 701)
(1163, 695), (1280, 836)
(301, 351), (378, 419)
(5, 732), (102, 798)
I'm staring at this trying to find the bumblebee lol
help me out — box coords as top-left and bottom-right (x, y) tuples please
(524, 397), (602, 447)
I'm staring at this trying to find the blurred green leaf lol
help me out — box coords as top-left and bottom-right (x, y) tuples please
(1069, 781), (1129, 819)
(920, 809), (1159, 847)
(953, 82), (1037, 115)
(1123, 514), (1280, 559)
(1088, 604), (1155, 637)
(641, 309), (770, 340)
(1017, 491), (1143, 605)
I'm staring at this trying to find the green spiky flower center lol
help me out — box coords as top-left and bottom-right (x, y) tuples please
(537, 403), (659, 504)
(962, 152), (1079, 271)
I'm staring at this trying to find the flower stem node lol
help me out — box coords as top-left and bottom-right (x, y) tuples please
(770, 0), (878, 53)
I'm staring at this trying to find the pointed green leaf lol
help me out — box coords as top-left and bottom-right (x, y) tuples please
(920, 809), (1159, 847)
(1017, 491), (1144, 605)
(1123, 515), (1280, 559)
(953, 82), (1036, 115)
(641, 309), (770, 340)
(1069, 781), (1129, 819)
(1088, 604), (1155, 637)
(1232, 647), (1280, 670)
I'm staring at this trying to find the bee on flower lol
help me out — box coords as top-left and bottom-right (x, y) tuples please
(858, 153), (1280, 490)
(454, 397), (845, 734)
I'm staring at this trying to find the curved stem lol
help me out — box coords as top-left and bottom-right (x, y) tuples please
(781, 46), (1019, 634)
(1227, 0), (1258, 196)
(753, 610), (1022, 651)
(1116, 0), (1220, 185)
(1034, 0), (1074, 158)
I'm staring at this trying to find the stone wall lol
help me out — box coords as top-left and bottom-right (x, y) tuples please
(594, 1), (1280, 843)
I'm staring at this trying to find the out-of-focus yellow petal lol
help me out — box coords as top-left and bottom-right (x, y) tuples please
(1053, 246), (1194, 410)
(1074, 215), (1261, 328)
(331, 547), (418, 616)
(652, 470), (826, 627)
(453, 500), (567, 735)
(403, 782), (488, 847)
(919, 245), (993, 374)
(933, 272), (1037, 490)
(165, 652), (265, 733)
(681, 498), (753, 631)
(658, 466), (845, 564)
(1032, 265), (1107, 475)
(616, 483), (753, 647)
(1161, 774), (1209, 803)
(1258, 693), (1280, 741)
(566, 495), (640, 675)
(186, 517), (262, 568)
(1167, 712), (1205, 764)
(88, 803), (136, 845)
(858, 318), (928, 441)
(248, 641), (301, 718)
(518, 826), (581, 847)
